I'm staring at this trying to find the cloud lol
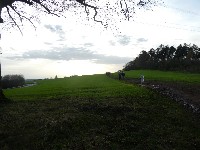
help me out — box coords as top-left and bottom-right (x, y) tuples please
(137, 38), (148, 43)
(6, 46), (131, 64)
(94, 55), (131, 64)
(44, 42), (52, 45)
(44, 24), (65, 41)
(84, 43), (94, 47)
(117, 35), (131, 46)
(44, 25), (63, 33)
(109, 40), (116, 46)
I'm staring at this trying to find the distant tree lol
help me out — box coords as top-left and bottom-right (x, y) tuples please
(2, 74), (25, 89)
(147, 48), (157, 68)
(156, 44), (165, 61)
(168, 46), (176, 59)
(174, 44), (187, 60)
(138, 50), (150, 68)
(123, 60), (134, 71)
(148, 48), (156, 60)
(55, 75), (58, 79)
(123, 43), (200, 73)
(191, 44), (200, 60)
(105, 72), (111, 76)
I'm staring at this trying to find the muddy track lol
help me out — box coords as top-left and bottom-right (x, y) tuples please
(109, 75), (200, 116)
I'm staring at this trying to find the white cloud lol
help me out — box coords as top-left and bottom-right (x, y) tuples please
(6, 46), (131, 65)
(117, 35), (131, 46)
(137, 38), (148, 43)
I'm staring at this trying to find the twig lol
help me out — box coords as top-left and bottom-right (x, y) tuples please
(76, 0), (103, 24)
(6, 6), (23, 35)
(35, 1), (60, 17)
(9, 5), (36, 30)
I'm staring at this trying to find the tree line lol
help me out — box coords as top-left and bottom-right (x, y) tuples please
(123, 43), (200, 73)
(2, 74), (25, 89)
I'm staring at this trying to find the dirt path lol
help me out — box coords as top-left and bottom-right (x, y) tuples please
(109, 75), (200, 115)
(125, 78), (200, 115)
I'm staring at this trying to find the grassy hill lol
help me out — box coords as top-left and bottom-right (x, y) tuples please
(4, 74), (148, 101)
(1, 73), (200, 149)
(113, 70), (200, 84)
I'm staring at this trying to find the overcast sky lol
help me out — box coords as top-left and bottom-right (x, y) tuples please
(0, 0), (200, 79)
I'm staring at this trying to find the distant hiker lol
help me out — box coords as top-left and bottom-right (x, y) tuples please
(121, 71), (125, 79)
(118, 70), (122, 80)
(140, 75), (144, 84)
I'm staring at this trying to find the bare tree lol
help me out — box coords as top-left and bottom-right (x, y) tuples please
(0, 0), (160, 32)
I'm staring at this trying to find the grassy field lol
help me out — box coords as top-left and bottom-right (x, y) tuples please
(1, 73), (200, 149)
(4, 75), (147, 101)
(116, 70), (200, 84)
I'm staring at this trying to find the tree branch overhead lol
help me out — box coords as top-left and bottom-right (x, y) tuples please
(0, 0), (160, 30)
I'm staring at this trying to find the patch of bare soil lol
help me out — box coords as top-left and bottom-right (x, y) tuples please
(124, 78), (200, 115)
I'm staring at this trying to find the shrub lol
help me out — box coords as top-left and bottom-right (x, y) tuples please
(2, 74), (25, 89)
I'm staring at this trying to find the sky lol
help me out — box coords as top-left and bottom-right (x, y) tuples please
(0, 0), (200, 79)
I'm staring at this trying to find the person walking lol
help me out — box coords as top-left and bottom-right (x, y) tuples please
(118, 70), (122, 80)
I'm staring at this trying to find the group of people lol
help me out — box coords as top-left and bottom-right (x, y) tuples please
(118, 70), (125, 80)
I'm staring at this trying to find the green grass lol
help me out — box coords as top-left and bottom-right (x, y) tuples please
(119, 70), (200, 84)
(4, 75), (147, 101)
(1, 73), (200, 149)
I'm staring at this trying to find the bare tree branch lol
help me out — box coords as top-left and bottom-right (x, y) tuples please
(6, 6), (23, 35)
(32, 0), (60, 17)
(9, 4), (36, 30)
(93, 8), (102, 24)
(0, 0), (160, 33)
(76, 0), (102, 24)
